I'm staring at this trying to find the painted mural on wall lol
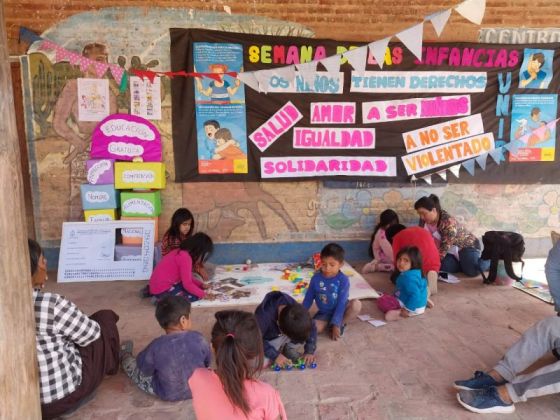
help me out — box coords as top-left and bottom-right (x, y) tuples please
(21, 7), (558, 249)
(22, 7), (313, 246)
(314, 183), (560, 241)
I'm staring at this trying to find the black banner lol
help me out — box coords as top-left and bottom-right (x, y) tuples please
(171, 28), (560, 183)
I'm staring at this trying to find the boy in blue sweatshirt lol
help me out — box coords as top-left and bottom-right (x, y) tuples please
(303, 243), (362, 341)
(255, 291), (317, 368)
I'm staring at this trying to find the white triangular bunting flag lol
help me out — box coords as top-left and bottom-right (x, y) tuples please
(427, 9), (452, 37)
(237, 71), (260, 92)
(254, 70), (275, 93)
(396, 23), (424, 61)
(489, 147), (504, 164)
(368, 37), (391, 69)
(455, 0), (486, 25)
(475, 153), (488, 170)
(236, 72), (260, 92)
(410, 175), (417, 182)
(343, 46), (368, 75)
(449, 164), (461, 178)
(295, 61), (317, 73)
(274, 65), (296, 82)
(320, 54), (341, 77)
(462, 159), (476, 176)
(422, 174), (432, 185)
(436, 170), (447, 181)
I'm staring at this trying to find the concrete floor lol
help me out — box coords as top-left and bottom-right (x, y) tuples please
(47, 264), (560, 420)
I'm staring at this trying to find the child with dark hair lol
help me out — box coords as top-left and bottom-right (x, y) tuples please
(149, 232), (214, 302)
(377, 246), (428, 322)
(121, 296), (210, 401)
(303, 243), (362, 341)
(161, 208), (195, 256)
(189, 310), (287, 419)
(363, 209), (400, 273)
(255, 291), (317, 368)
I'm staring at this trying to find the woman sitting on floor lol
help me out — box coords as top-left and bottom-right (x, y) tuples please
(29, 239), (120, 419)
(414, 194), (489, 277)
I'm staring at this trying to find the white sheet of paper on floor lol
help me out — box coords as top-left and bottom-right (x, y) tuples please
(357, 314), (373, 321)
(438, 272), (460, 283)
(368, 319), (387, 327)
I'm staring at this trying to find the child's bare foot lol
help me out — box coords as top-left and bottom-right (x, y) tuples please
(385, 309), (401, 321)
(427, 298), (435, 309)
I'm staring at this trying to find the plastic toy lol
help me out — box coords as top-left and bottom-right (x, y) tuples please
(270, 358), (317, 371)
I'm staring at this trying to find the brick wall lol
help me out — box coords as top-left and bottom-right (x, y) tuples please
(6, 0), (560, 55)
(9, 1), (560, 262)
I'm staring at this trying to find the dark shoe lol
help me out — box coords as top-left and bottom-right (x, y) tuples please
(454, 370), (505, 391)
(457, 387), (515, 414)
(139, 285), (151, 298)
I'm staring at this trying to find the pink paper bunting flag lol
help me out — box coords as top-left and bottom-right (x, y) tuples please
(69, 52), (81, 65)
(94, 62), (109, 78)
(109, 65), (124, 85)
(39, 39), (56, 51)
(79, 57), (92, 73)
(54, 46), (68, 62)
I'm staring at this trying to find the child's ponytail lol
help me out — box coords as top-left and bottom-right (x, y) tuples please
(211, 310), (264, 416)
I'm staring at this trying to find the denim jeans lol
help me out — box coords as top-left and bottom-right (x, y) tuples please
(441, 247), (489, 277)
(545, 242), (560, 312)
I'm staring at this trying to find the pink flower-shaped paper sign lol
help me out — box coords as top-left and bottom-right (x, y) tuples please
(91, 114), (162, 162)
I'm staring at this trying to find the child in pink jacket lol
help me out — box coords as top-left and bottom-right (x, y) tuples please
(362, 209), (399, 273)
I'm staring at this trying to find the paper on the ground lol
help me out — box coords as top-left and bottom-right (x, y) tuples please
(357, 314), (373, 321)
(368, 319), (387, 327)
(438, 272), (460, 283)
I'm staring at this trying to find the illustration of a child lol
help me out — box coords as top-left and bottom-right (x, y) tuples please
(212, 128), (247, 160)
(303, 243), (362, 341)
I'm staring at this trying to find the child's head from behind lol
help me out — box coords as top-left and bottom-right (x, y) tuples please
(385, 224), (406, 244)
(211, 310), (263, 415)
(378, 209), (399, 229)
(28, 238), (48, 288)
(155, 296), (191, 331)
(320, 243), (344, 278)
(278, 303), (312, 343)
(169, 207), (194, 238)
(396, 246), (422, 273)
(180, 232), (213, 264)
(214, 128), (233, 145)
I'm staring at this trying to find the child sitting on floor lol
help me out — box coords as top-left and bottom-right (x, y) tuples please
(121, 296), (211, 401)
(149, 232), (213, 303)
(303, 243), (362, 341)
(189, 310), (287, 419)
(255, 291), (317, 368)
(363, 209), (400, 273)
(377, 246), (428, 322)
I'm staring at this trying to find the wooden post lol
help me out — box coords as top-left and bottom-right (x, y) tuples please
(0, 0), (42, 417)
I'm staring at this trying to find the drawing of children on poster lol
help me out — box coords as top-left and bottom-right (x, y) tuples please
(193, 42), (247, 174)
(519, 49), (553, 89)
(510, 94), (558, 162)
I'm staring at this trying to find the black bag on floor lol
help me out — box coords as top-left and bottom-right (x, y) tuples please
(480, 231), (525, 284)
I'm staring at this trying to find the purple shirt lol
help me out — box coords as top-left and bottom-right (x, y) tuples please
(137, 330), (211, 401)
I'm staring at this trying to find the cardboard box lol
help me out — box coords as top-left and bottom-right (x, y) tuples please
(120, 190), (161, 217)
(86, 159), (115, 185)
(114, 162), (166, 189)
(84, 208), (118, 222)
(80, 184), (120, 210)
(120, 216), (159, 245)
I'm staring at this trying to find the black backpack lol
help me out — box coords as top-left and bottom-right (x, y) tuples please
(480, 231), (525, 284)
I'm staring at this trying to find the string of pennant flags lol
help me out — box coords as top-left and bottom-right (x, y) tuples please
(20, 0), (485, 91)
(413, 118), (560, 185)
(18, 27), (238, 91)
(236, 0), (486, 92)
